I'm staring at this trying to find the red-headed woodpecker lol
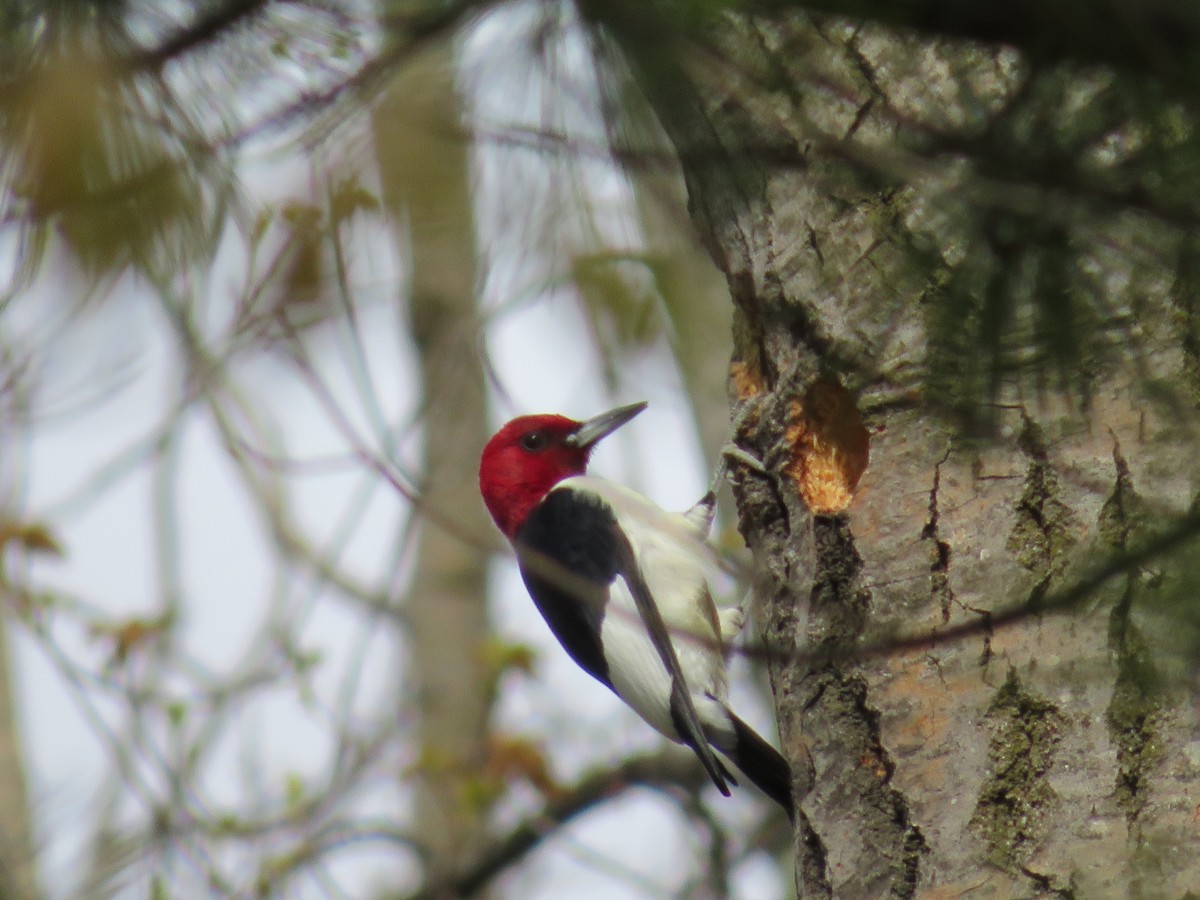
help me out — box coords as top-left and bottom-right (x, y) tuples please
(479, 401), (793, 818)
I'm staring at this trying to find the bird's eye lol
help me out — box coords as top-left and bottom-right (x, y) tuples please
(521, 431), (548, 451)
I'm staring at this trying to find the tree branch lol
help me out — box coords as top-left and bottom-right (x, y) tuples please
(130, 0), (272, 72)
(403, 750), (705, 900)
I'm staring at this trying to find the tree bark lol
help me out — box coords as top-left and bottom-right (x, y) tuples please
(373, 34), (494, 885)
(630, 163), (734, 468)
(0, 619), (38, 900)
(622, 11), (1200, 897)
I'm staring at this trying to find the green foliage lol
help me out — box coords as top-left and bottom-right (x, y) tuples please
(926, 210), (1106, 424)
(477, 636), (537, 678)
(478, 636), (538, 704)
(572, 251), (665, 351)
(284, 772), (306, 811)
(586, 2), (1200, 439)
(165, 701), (187, 729)
(0, 6), (229, 284)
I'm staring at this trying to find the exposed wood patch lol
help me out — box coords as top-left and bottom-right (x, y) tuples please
(785, 378), (870, 514)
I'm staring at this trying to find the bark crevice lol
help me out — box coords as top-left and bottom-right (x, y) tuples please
(727, 322), (927, 895)
(815, 518), (927, 896)
(921, 446), (956, 623)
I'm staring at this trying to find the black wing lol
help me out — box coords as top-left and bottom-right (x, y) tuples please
(610, 524), (731, 796)
(515, 486), (731, 796)
(515, 488), (618, 687)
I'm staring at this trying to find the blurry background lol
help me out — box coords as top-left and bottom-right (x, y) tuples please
(8, 0), (1200, 897)
(0, 1), (781, 897)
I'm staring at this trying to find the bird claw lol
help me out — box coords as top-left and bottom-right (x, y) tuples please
(721, 445), (768, 477)
(708, 396), (771, 492)
(703, 443), (768, 501)
(687, 409), (771, 538)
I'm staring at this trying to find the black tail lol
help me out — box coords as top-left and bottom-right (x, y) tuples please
(727, 713), (794, 821)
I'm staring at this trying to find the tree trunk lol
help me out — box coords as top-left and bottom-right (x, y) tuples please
(0, 619), (38, 900)
(373, 35), (494, 885)
(623, 12), (1200, 897)
(629, 163), (734, 468)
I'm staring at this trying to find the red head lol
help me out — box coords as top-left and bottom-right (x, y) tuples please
(479, 402), (646, 539)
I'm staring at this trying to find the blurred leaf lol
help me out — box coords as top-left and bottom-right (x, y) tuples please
(278, 200), (326, 310)
(284, 772), (306, 811)
(292, 645), (323, 708)
(573, 251), (664, 349)
(0, 519), (64, 557)
(257, 844), (313, 896)
(0, 12), (228, 282)
(249, 205), (275, 248)
(482, 733), (560, 800)
(477, 637), (537, 682)
(89, 614), (170, 665)
(213, 814), (242, 837)
(165, 701), (187, 729)
(329, 175), (381, 228)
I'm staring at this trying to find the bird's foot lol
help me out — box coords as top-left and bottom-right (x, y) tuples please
(686, 402), (772, 538)
(720, 445), (768, 477)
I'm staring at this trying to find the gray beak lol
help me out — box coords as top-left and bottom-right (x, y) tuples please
(566, 401), (648, 450)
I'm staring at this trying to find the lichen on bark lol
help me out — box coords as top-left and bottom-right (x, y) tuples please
(1099, 442), (1165, 822)
(1105, 630), (1165, 822)
(969, 668), (1064, 868)
(1005, 417), (1078, 585)
(790, 517), (928, 897)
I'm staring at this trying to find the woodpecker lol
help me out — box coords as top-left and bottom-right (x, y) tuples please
(479, 401), (793, 818)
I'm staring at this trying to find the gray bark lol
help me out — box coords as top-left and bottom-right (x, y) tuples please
(624, 12), (1200, 897)
(631, 167), (734, 466)
(373, 37), (494, 884)
(0, 619), (37, 900)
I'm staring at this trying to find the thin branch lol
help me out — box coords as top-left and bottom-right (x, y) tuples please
(404, 749), (705, 900)
(130, 0), (273, 72)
